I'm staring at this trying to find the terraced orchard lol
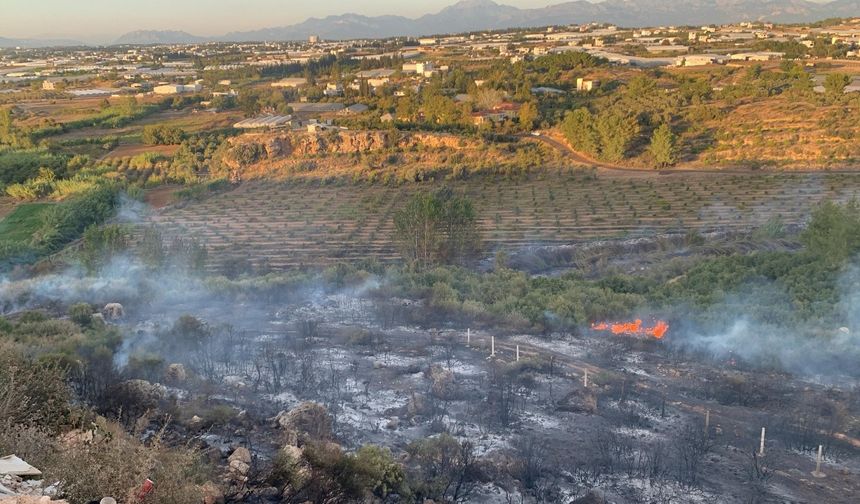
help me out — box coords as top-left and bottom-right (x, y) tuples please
(144, 171), (860, 270)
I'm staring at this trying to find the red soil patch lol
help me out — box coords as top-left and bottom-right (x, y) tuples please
(144, 185), (181, 208)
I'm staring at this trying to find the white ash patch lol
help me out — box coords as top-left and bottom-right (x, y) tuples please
(265, 390), (300, 407)
(606, 399), (684, 429)
(467, 482), (524, 503)
(614, 426), (666, 442)
(446, 420), (510, 457)
(622, 352), (645, 364)
(344, 378), (410, 411)
(336, 404), (389, 433)
(161, 385), (190, 400)
(313, 347), (359, 367)
(620, 365), (651, 378)
(510, 334), (587, 359)
(616, 475), (726, 504)
(222, 375), (248, 388)
(520, 409), (562, 429)
(373, 353), (428, 369)
(789, 447), (853, 469)
(441, 359), (486, 376)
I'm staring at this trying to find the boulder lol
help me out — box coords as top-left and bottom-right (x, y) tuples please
(276, 402), (332, 442)
(228, 459), (250, 477)
(425, 364), (456, 399)
(228, 447), (251, 465)
(165, 363), (187, 382)
(556, 388), (597, 414)
(199, 483), (223, 504)
(59, 428), (94, 446)
(572, 490), (606, 504)
(102, 303), (124, 320)
(405, 393), (431, 418)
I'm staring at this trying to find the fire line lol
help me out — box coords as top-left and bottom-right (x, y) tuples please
(591, 319), (669, 339)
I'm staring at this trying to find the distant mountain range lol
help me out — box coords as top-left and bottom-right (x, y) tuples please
(113, 30), (206, 45)
(115, 0), (860, 44)
(3, 0), (859, 48)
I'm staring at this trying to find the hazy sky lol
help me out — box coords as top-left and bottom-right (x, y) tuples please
(1, 0), (560, 42)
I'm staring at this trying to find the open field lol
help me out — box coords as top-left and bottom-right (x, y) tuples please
(0, 196), (18, 219)
(144, 170), (860, 270)
(49, 108), (242, 142)
(103, 143), (180, 159)
(0, 202), (53, 242)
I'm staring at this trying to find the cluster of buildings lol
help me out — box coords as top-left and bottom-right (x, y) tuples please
(3, 17), (859, 125)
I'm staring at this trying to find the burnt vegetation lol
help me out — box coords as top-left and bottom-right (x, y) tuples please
(2, 196), (859, 503)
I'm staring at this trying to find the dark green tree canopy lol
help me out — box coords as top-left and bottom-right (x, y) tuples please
(393, 188), (481, 266)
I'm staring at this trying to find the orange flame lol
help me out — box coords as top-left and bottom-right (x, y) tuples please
(591, 319), (668, 339)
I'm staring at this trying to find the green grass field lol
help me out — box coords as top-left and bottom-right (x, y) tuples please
(0, 202), (53, 243)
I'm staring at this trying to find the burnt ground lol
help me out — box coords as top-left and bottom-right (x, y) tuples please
(117, 288), (860, 504)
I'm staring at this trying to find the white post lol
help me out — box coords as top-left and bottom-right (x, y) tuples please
(813, 444), (825, 478)
(491, 336), (495, 356)
(759, 427), (766, 457)
(705, 410), (710, 432)
(583, 369), (588, 388)
(816, 445), (823, 473)
(516, 345), (520, 362)
(466, 328), (470, 346)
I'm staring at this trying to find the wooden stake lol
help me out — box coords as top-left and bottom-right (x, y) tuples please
(759, 427), (766, 457)
(660, 392), (666, 418)
(466, 328), (470, 346)
(620, 378), (627, 403)
(491, 336), (495, 356)
(516, 345), (520, 362)
(705, 409), (710, 432)
(583, 369), (588, 388)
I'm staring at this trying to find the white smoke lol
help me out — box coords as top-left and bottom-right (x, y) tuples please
(668, 259), (860, 379)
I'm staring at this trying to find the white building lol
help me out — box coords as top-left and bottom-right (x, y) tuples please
(323, 82), (343, 97)
(576, 78), (599, 91)
(675, 54), (726, 67)
(153, 81), (202, 95)
(271, 77), (308, 88)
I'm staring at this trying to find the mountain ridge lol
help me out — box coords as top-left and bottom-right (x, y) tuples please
(118, 0), (860, 44)
(7, 0), (859, 47)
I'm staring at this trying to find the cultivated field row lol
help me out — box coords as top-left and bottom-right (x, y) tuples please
(142, 172), (860, 270)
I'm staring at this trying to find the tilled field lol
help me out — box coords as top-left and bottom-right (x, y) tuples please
(142, 171), (860, 270)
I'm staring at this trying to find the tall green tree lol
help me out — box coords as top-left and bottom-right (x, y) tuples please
(648, 123), (677, 168)
(561, 108), (599, 156)
(596, 112), (639, 162)
(393, 189), (480, 266)
(801, 199), (860, 265)
(518, 101), (538, 131)
(824, 73), (851, 99)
